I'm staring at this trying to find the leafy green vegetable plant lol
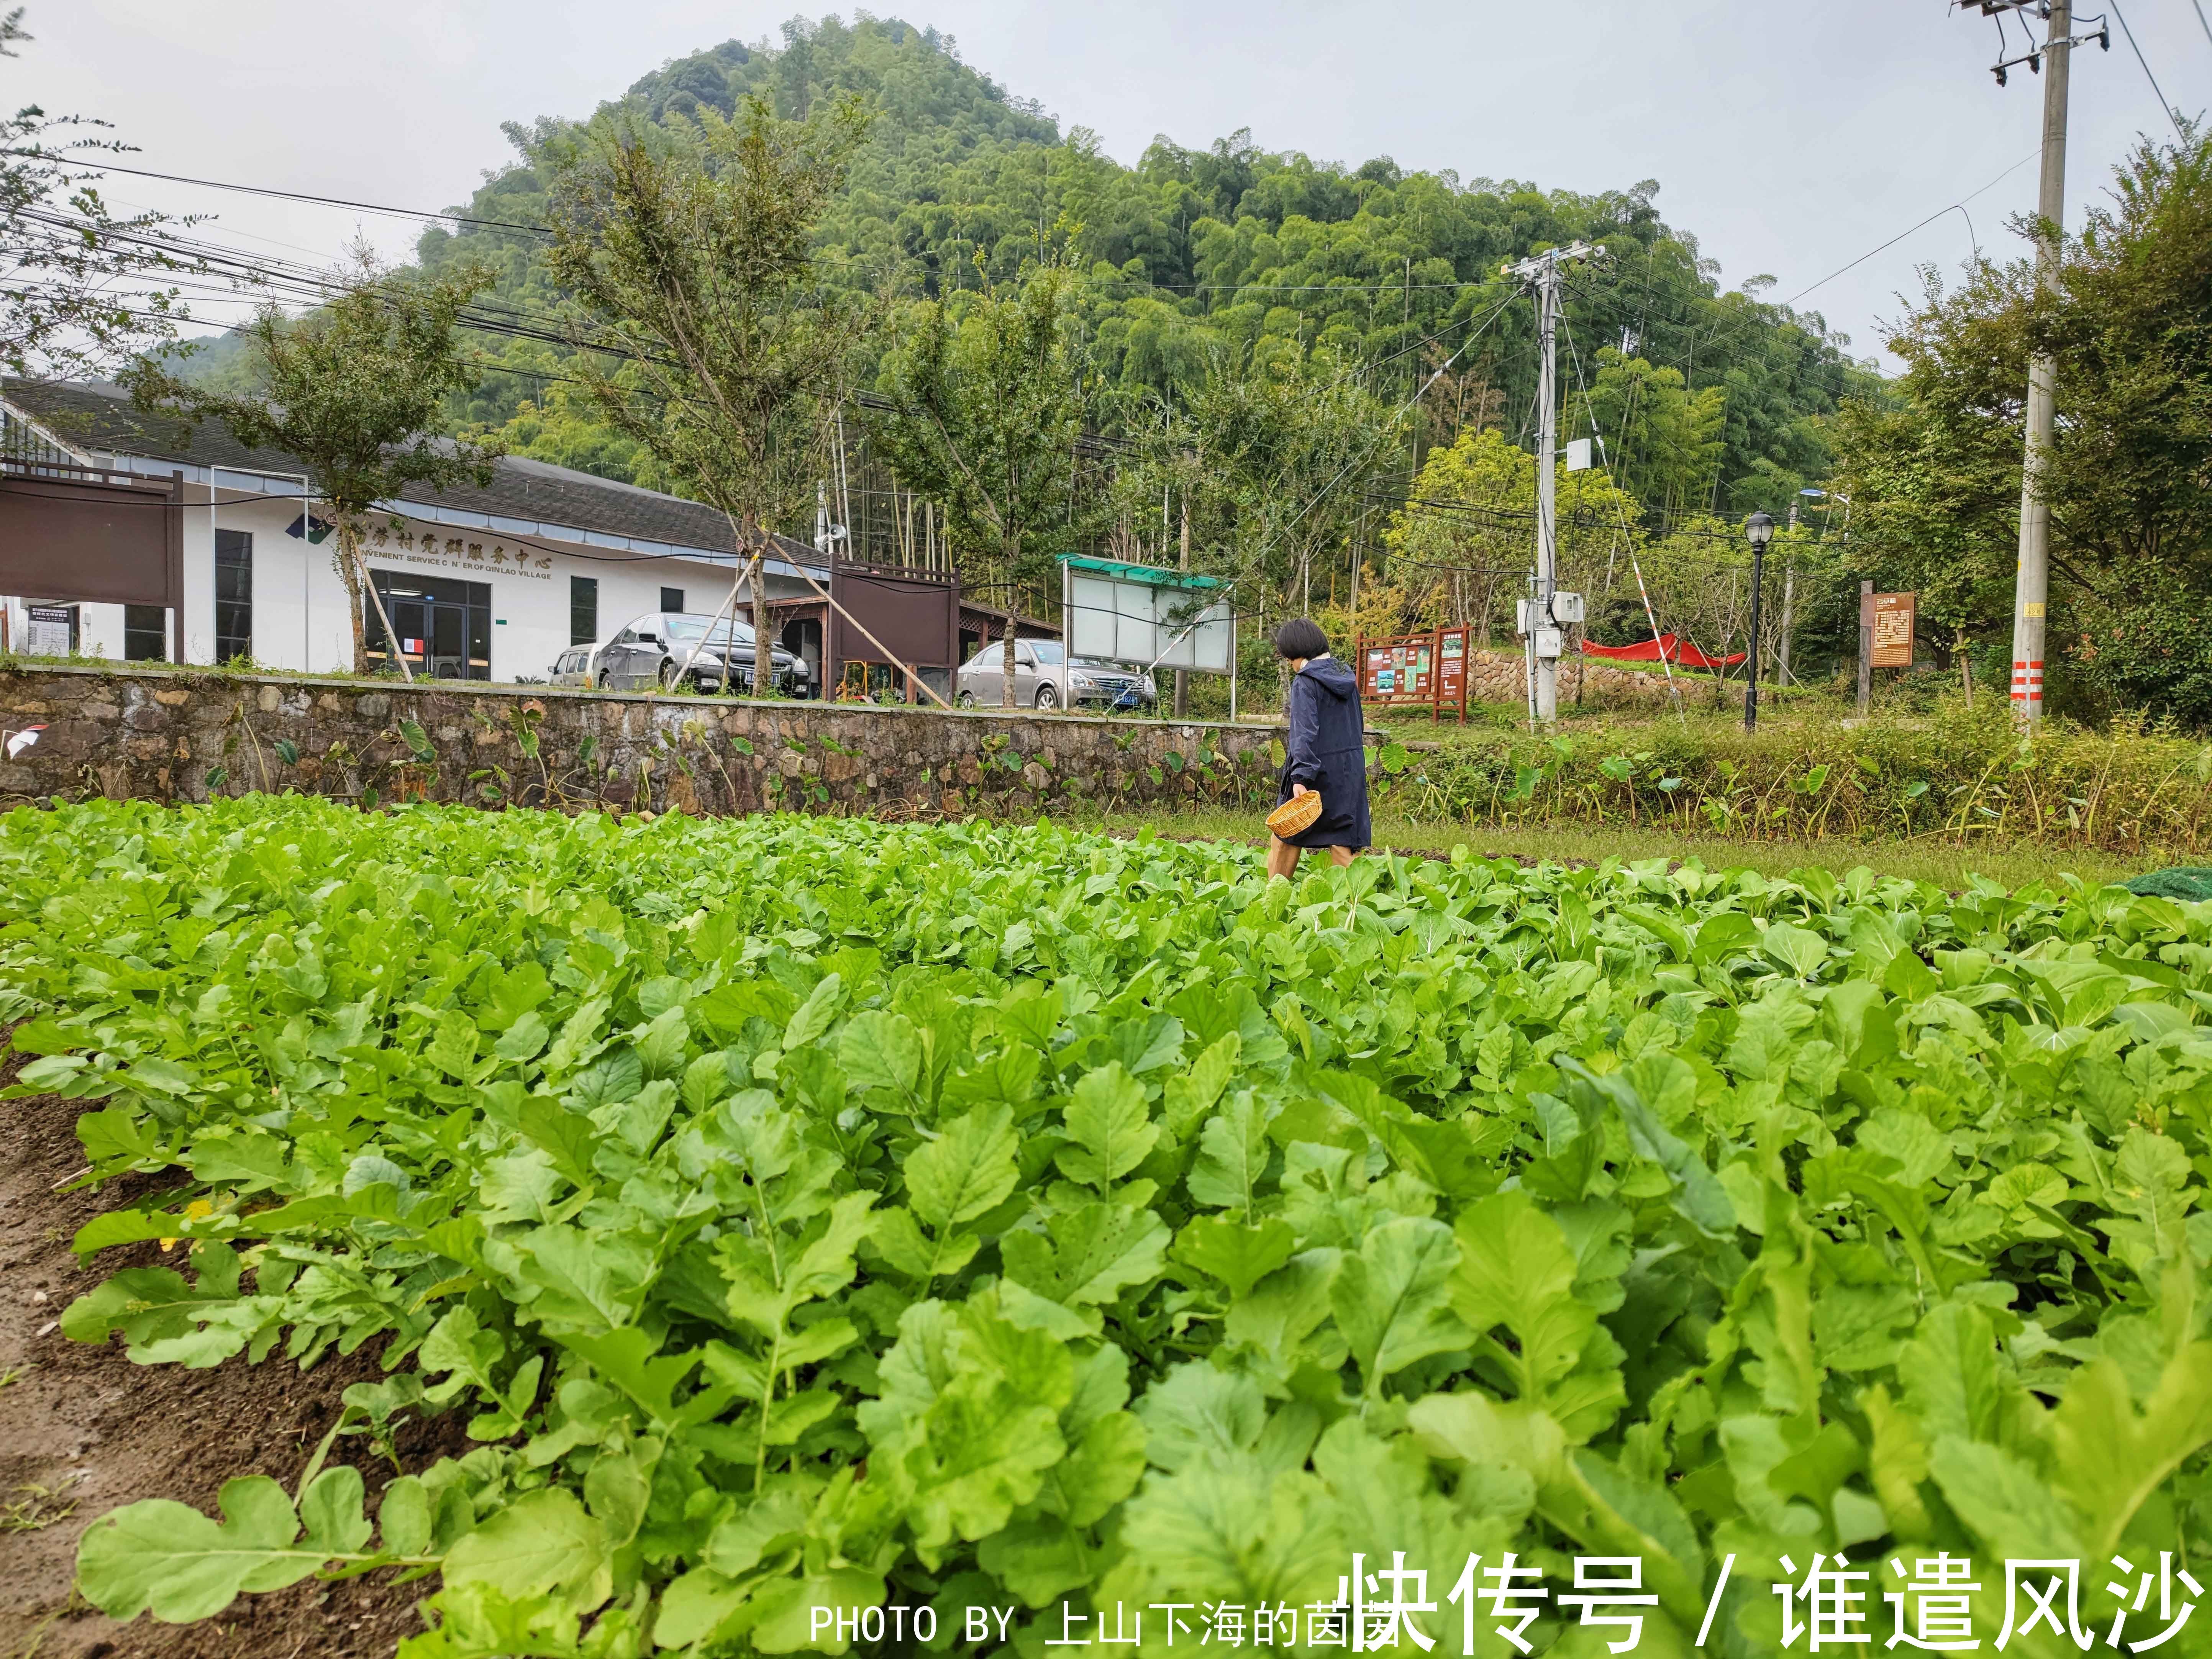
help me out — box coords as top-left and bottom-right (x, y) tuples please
(3, 798), (2211, 1653)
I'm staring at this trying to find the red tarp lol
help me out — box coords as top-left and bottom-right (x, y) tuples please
(1582, 633), (1745, 670)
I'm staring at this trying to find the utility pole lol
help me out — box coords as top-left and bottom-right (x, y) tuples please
(1857, 580), (1874, 716)
(1776, 497), (1801, 688)
(1502, 241), (1604, 723)
(2015, 0), (2069, 722)
(1962, 0), (2106, 720)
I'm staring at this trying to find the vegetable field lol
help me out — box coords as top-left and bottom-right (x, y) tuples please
(7, 799), (2212, 1657)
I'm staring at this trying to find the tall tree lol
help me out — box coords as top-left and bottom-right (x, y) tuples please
(1833, 130), (2212, 720)
(1382, 427), (1638, 644)
(1574, 348), (1726, 524)
(121, 252), (501, 675)
(2, 7), (200, 384)
(540, 92), (873, 695)
(1146, 344), (1395, 620)
(870, 263), (1085, 705)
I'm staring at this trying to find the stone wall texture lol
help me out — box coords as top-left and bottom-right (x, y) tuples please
(1463, 648), (1724, 708)
(0, 666), (1289, 820)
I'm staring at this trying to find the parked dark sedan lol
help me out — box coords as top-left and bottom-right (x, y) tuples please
(552, 612), (808, 695)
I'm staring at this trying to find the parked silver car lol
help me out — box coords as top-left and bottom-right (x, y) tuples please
(956, 638), (1155, 710)
(551, 612), (807, 695)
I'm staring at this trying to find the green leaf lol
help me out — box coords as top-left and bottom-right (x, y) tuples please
(76, 1477), (323, 1623)
(1001, 1200), (1169, 1308)
(1929, 1436), (2081, 1563)
(1761, 921), (1830, 979)
(1449, 1191), (1623, 1438)
(905, 1104), (1018, 1231)
(783, 973), (845, 1051)
(298, 1467), (372, 1556)
(1172, 1215), (1296, 1302)
(1333, 1215), (1469, 1393)
(1055, 1062), (1157, 1188)
(440, 1488), (610, 1608)
(840, 1009), (922, 1102)
(1132, 1362), (1265, 1471)
(1187, 1093), (1272, 1212)
(2051, 1345), (2212, 1560)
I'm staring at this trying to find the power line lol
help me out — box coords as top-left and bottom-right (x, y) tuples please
(2107, 1), (2190, 143)
(0, 150), (554, 236)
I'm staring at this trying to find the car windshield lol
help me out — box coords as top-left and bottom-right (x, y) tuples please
(1027, 641), (1064, 665)
(661, 615), (757, 646)
(1072, 656), (1125, 671)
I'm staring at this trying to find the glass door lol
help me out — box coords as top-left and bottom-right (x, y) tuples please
(366, 570), (493, 680)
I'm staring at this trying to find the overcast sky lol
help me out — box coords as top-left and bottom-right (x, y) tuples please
(23, 0), (2212, 369)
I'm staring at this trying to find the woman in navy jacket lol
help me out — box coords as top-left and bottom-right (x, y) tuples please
(1267, 616), (1371, 879)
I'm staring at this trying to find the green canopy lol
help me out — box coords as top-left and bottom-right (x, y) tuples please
(1055, 554), (1225, 590)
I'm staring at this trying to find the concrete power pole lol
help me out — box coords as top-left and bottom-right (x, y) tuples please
(1503, 241), (1603, 723)
(2014, 0), (2071, 721)
(1965, 0), (2103, 718)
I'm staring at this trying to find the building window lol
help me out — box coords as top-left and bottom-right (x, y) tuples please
(124, 606), (167, 662)
(215, 530), (252, 662)
(364, 569), (493, 680)
(571, 575), (598, 644)
(660, 586), (685, 614)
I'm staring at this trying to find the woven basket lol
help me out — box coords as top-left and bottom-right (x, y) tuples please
(1266, 790), (1323, 839)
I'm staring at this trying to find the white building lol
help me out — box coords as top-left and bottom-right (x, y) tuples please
(0, 381), (827, 682)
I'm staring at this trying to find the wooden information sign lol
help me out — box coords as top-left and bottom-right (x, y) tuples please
(1356, 625), (1472, 722)
(1870, 592), (1915, 669)
(1436, 625), (1470, 722)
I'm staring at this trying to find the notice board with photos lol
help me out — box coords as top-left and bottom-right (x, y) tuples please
(1871, 591), (1916, 669)
(1357, 625), (1471, 721)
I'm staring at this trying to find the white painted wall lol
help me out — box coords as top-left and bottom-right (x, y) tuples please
(6, 480), (807, 682)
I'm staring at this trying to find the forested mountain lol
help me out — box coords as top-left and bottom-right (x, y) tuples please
(390, 14), (1877, 521)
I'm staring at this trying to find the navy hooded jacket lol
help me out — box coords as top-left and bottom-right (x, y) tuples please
(1277, 655), (1371, 849)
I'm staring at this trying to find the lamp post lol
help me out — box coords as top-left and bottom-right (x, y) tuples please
(1743, 511), (1776, 732)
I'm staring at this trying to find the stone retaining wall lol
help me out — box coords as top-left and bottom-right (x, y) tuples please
(1463, 648), (1732, 707)
(0, 665), (1286, 820)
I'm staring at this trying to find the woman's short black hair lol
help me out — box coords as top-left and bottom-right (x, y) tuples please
(1274, 616), (1330, 660)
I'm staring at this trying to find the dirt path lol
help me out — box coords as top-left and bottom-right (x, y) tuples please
(0, 1087), (433, 1659)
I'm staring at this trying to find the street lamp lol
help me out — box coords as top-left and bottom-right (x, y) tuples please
(1743, 511), (1776, 731)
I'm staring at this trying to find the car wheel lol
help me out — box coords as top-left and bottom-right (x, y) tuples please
(958, 690), (975, 708)
(1035, 683), (1058, 711)
(659, 659), (686, 692)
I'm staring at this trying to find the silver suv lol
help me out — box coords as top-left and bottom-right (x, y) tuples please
(956, 638), (1155, 710)
(552, 612), (807, 695)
